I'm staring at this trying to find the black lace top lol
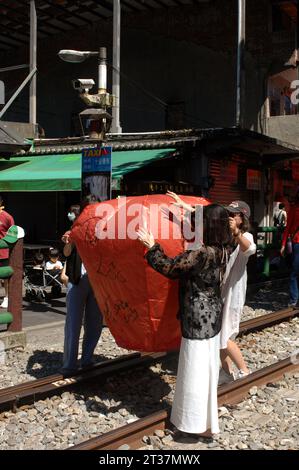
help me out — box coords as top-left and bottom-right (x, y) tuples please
(145, 243), (228, 340)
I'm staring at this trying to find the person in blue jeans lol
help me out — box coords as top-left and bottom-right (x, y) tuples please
(61, 202), (103, 376)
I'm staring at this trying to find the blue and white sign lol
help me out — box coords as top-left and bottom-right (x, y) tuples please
(82, 145), (112, 173)
(81, 146), (112, 202)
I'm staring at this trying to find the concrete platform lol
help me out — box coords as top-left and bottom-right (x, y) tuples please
(0, 330), (26, 350)
(22, 296), (66, 328)
(0, 292), (66, 350)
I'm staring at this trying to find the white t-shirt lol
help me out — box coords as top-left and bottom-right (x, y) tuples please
(220, 232), (256, 349)
(46, 260), (63, 270)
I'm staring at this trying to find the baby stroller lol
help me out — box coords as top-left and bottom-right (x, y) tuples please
(24, 265), (63, 302)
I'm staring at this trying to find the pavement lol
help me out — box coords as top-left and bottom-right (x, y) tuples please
(22, 296), (66, 328)
(0, 285), (66, 330)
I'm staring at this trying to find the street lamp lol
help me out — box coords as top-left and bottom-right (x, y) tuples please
(58, 47), (115, 139)
(58, 49), (99, 63)
(58, 47), (108, 95)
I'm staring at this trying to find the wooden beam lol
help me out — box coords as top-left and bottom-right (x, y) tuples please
(0, 34), (26, 47)
(0, 25), (28, 44)
(41, 0), (91, 24)
(14, 0), (78, 32)
(0, 2), (54, 35)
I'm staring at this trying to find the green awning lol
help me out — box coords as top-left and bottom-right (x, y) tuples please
(112, 149), (175, 180)
(0, 154), (81, 191)
(0, 148), (175, 191)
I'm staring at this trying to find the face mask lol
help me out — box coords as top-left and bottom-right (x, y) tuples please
(68, 212), (76, 222)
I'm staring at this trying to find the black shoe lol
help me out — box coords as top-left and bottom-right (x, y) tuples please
(59, 367), (78, 378)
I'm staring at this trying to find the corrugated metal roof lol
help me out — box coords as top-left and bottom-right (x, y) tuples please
(14, 128), (299, 164)
(0, 121), (31, 155)
(0, 0), (207, 52)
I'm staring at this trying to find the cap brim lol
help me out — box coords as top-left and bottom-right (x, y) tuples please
(224, 206), (240, 213)
(3, 226), (25, 244)
(3, 236), (17, 244)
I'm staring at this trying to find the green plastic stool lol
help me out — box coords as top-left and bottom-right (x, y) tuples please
(0, 312), (13, 324)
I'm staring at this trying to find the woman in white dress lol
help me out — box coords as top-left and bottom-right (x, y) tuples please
(137, 204), (233, 436)
(166, 193), (256, 381)
(219, 201), (256, 380)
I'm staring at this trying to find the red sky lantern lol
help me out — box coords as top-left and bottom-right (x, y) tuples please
(71, 194), (210, 352)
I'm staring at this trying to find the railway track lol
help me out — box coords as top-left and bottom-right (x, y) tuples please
(238, 306), (299, 335)
(0, 352), (168, 412)
(0, 307), (298, 413)
(68, 355), (299, 450)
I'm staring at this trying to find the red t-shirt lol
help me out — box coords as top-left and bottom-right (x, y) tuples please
(282, 203), (299, 247)
(0, 210), (15, 260)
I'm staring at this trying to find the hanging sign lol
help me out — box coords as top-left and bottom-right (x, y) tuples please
(82, 145), (112, 201)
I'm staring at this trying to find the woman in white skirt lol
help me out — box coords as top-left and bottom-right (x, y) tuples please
(137, 204), (232, 436)
(220, 201), (256, 381)
(166, 192), (256, 382)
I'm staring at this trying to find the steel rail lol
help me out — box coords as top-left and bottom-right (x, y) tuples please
(0, 352), (167, 412)
(69, 356), (299, 450)
(238, 307), (299, 335)
(217, 356), (299, 405)
(0, 307), (298, 412)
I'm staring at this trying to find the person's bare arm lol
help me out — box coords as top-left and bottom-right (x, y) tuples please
(233, 231), (251, 252)
(62, 231), (73, 257)
(229, 217), (252, 253)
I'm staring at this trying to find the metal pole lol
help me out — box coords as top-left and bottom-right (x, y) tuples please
(0, 64), (29, 73)
(98, 47), (107, 93)
(236, 0), (246, 127)
(0, 68), (37, 119)
(112, 0), (122, 133)
(29, 0), (37, 125)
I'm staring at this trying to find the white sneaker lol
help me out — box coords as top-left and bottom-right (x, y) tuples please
(235, 369), (250, 380)
(218, 368), (234, 385)
(0, 297), (8, 309)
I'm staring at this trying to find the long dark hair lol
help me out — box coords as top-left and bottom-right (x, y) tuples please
(70, 204), (80, 218)
(240, 215), (250, 233)
(203, 204), (232, 248)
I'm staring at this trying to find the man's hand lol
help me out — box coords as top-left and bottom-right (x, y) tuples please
(280, 246), (285, 256)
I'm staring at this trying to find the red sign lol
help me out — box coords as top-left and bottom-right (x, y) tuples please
(247, 169), (262, 190)
(222, 162), (238, 184)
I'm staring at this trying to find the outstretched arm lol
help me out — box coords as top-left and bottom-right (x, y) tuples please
(137, 227), (208, 279)
(166, 191), (195, 212)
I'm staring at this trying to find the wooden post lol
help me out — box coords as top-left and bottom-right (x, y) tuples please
(7, 239), (23, 332)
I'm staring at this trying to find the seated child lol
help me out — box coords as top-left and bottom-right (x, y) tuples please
(46, 248), (63, 271)
(33, 252), (44, 270)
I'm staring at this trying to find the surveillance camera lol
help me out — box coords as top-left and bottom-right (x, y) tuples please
(72, 78), (95, 93)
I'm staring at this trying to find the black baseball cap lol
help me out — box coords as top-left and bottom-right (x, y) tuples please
(224, 201), (251, 218)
